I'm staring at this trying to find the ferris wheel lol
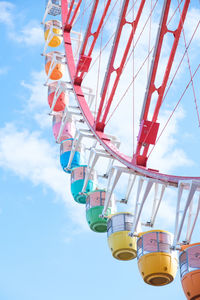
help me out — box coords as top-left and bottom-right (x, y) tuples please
(42, 0), (200, 298)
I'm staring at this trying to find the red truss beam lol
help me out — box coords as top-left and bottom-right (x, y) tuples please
(95, 0), (145, 132)
(74, 0), (112, 85)
(61, 0), (200, 184)
(135, 0), (190, 167)
(64, 0), (82, 32)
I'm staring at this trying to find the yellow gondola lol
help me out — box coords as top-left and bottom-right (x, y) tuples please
(44, 20), (62, 47)
(107, 212), (137, 261)
(137, 230), (178, 286)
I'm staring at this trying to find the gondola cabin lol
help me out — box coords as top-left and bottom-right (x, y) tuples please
(52, 114), (75, 142)
(70, 166), (97, 204)
(44, 20), (62, 47)
(45, 51), (65, 80)
(107, 212), (137, 261)
(179, 243), (200, 300)
(86, 190), (111, 233)
(137, 230), (178, 286)
(45, 0), (61, 16)
(60, 138), (82, 173)
(48, 82), (68, 112)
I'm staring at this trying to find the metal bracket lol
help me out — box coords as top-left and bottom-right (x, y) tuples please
(102, 166), (137, 217)
(130, 178), (154, 236)
(173, 180), (200, 247)
(65, 128), (96, 172)
(81, 147), (115, 195)
(147, 183), (167, 227)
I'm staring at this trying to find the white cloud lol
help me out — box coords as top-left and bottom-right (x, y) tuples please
(0, 1), (14, 26)
(153, 188), (177, 231)
(184, 7), (200, 47)
(0, 1), (43, 46)
(148, 108), (194, 174)
(139, 185), (177, 232)
(9, 21), (43, 46)
(0, 123), (88, 231)
(0, 60), (87, 233)
(21, 70), (51, 129)
(21, 70), (47, 110)
(0, 66), (9, 75)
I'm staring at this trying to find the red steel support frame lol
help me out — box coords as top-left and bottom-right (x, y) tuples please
(61, 0), (199, 184)
(74, 0), (112, 85)
(95, 0), (145, 131)
(135, 0), (190, 166)
(65, 0), (82, 31)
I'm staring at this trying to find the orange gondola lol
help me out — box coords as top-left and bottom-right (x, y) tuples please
(45, 51), (65, 80)
(179, 243), (200, 300)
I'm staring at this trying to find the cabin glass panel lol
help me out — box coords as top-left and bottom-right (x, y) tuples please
(138, 231), (172, 258)
(46, 0), (60, 6)
(45, 52), (62, 64)
(48, 82), (57, 95)
(107, 213), (134, 237)
(60, 142), (64, 155)
(46, 0), (61, 16)
(88, 169), (96, 182)
(180, 251), (188, 279)
(71, 167), (96, 183)
(143, 232), (158, 255)
(158, 232), (171, 253)
(107, 219), (112, 237)
(112, 214), (124, 232)
(48, 0), (60, 4)
(86, 191), (105, 210)
(125, 214), (133, 231)
(188, 246), (200, 272)
(137, 237), (143, 259)
(60, 139), (73, 155)
(44, 20), (61, 31)
(71, 167), (85, 183)
(86, 201), (90, 211)
(53, 114), (62, 125)
(49, 82), (66, 95)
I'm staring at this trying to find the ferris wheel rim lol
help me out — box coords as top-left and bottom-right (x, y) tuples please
(61, 0), (200, 186)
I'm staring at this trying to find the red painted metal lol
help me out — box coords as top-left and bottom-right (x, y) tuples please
(74, 0), (112, 84)
(137, 120), (159, 145)
(135, 0), (190, 166)
(95, 0), (145, 131)
(76, 55), (92, 72)
(61, 0), (200, 184)
(66, 0), (75, 23)
(64, 0), (82, 32)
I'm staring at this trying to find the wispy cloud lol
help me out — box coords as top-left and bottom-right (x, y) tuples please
(184, 7), (200, 47)
(148, 108), (194, 174)
(0, 66), (9, 76)
(0, 123), (88, 231)
(21, 70), (50, 129)
(0, 1), (43, 46)
(8, 20), (43, 46)
(21, 70), (47, 110)
(0, 1), (14, 26)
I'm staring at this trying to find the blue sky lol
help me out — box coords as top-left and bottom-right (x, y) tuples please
(0, 1), (200, 300)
